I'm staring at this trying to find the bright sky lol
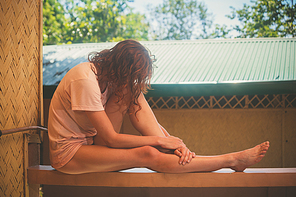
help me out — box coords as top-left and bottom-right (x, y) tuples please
(128, 0), (252, 38)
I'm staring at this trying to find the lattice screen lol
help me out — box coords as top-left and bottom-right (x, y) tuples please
(147, 94), (296, 110)
(0, 0), (42, 196)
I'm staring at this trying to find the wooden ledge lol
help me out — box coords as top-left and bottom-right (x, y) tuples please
(28, 165), (296, 188)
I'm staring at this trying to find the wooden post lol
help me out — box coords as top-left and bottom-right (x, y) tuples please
(24, 133), (42, 197)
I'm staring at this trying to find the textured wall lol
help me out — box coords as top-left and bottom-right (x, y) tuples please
(283, 110), (296, 167)
(0, 0), (42, 196)
(122, 108), (296, 168)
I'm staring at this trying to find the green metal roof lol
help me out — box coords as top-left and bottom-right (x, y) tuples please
(43, 38), (296, 98)
(147, 38), (295, 83)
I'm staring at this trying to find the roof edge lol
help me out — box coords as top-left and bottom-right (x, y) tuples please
(43, 37), (296, 49)
(146, 80), (296, 97)
(43, 80), (296, 99)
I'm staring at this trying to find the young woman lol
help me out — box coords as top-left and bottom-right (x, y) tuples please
(48, 39), (269, 174)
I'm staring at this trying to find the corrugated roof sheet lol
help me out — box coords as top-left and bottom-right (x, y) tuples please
(148, 38), (295, 84)
(43, 38), (296, 85)
(43, 38), (296, 97)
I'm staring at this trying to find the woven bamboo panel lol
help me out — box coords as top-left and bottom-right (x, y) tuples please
(0, 0), (41, 196)
(147, 94), (296, 110)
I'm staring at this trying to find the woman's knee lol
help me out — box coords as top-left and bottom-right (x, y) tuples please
(137, 146), (160, 161)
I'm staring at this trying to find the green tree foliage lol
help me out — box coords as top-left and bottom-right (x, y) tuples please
(148, 0), (223, 40)
(227, 0), (296, 38)
(210, 24), (232, 39)
(197, 1), (213, 39)
(149, 0), (224, 40)
(43, 0), (149, 45)
(197, 2), (232, 39)
(43, 0), (67, 45)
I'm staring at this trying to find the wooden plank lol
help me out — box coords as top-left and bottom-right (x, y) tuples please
(27, 165), (296, 188)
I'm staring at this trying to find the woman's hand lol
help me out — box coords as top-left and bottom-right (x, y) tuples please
(159, 136), (186, 150)
(174, 147), (196, 165)
(159, 136), (196, 165)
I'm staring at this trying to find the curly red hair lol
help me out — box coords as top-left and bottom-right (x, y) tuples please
(88, 40), (153, 115)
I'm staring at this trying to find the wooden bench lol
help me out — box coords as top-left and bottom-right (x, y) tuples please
(28, 166), (296, 197)
(28, 165), (296, 187)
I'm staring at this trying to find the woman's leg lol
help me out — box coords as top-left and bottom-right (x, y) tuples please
(58, 141), (269, 174)
(128, 93), (167, 136)
(104, 91), (167, 137)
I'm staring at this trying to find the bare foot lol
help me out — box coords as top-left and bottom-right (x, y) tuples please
(231, 141), (270, 172)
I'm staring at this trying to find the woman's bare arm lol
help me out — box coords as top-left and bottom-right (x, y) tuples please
(86, 110), (185, 150)
(159, 124), (170, 137)
(127, 93), (195, 164)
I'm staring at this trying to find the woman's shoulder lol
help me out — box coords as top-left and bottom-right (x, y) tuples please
(67, 62), (96, 80)
(53, 62), (99, 97)
(71, 62), (92, 72)
(56, 62), (97, 90)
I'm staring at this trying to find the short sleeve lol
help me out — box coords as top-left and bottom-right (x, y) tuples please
(69, 79), (104, 111)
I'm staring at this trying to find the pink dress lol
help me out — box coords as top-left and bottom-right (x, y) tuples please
(48, 62), (109, 169)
